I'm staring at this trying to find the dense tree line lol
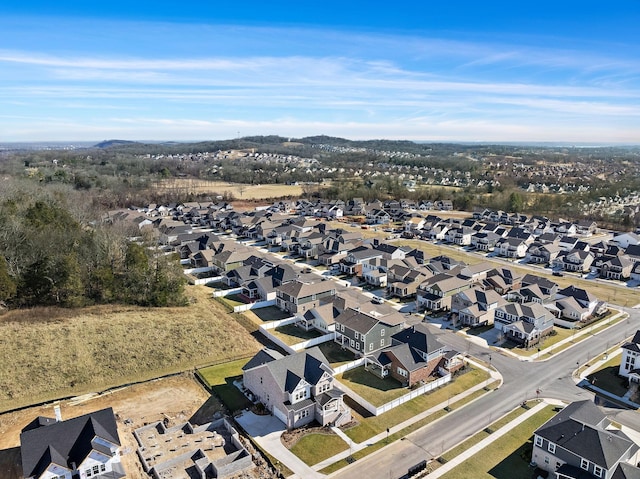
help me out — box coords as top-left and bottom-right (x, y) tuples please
(0, 181), (186, 308)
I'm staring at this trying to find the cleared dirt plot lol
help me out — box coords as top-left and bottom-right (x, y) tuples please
(153, 179), (304, 200)
(0, 285), (262, 413)
(0, 375), (216, 479)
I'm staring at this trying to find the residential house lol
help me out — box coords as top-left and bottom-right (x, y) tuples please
(611, 232), (640, 249)
(334, 308), (405, 356)
(494, 302), (554, 347)
(527, 242), (562, 265)
(496, 237), (531, 258)
(484, 268), (523, 294)
(471, 231), (501, 251)
(552, 249), (594, 274)
(20, 407), (125, 479)
(366, 324), (453, 387)
(532, 400), (640, 479)
(451, 287), (504, 327)
(210, 248), (254, 273)
(555, 285), (601, 319)
(416, 273), (472, 312)
(619, 330), (640, 382)
(275, 280), (336, 314)
(601, 255), (634, 281)
(242, 347), (351, 429)
(558, 235), (580, 252)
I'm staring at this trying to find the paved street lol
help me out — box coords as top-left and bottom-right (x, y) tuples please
(328, 306), (640, 479)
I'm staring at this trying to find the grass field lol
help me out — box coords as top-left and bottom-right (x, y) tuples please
(197, 358), (254, 412)
(343, 367), (487, 443)
(153, 179), (304, 200)
(337, 367), (406, 406)
(438, 405), (557, 479)
(0, 285), (261, 413)
(289, 432), (349, 466)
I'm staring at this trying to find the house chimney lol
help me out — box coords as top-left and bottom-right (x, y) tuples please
(54, 405), (62, 422)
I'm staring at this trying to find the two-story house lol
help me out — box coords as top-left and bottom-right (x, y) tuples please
(494, 301), (554, 347)
(619, 330), (640, 382)
(275, 280), (336, 314)
(451, 287), (504, 327)
(416, 273), (473, 312)
(242, 347), (351, 430)
(366, 324), (455, 387)
(334, 308), (405, 356)
(532, 400), (640, 479)
(20, 407), (125, 479)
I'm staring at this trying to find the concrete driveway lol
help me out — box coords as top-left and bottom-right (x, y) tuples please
(236, 411), (323, 479)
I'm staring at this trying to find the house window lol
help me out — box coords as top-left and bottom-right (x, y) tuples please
(369, 343), (373, 351)
(93, 466), (99, 475)
(534, 436), (543, 447)
(548, 443), (555, 453)
(397, 367), (408, 377)
(355, 342), (360, 350)
(350, 339), (355, 347)
(594, 465), (603, 477)
(580, 458), (589, 470)
(381, 329), (385, 336)
(100, 465), (106, 472)
(380, 339), (385, 347)
(86, 470), (92, 477)
(354, 332), (359, 340)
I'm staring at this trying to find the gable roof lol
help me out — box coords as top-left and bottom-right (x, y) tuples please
(535, 401), (636, 470)
(245, 347), (332, 393)
(20, 407), (120, 478)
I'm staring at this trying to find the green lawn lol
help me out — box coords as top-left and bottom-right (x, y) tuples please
(337, 366), (406, 406)
(197, 358), (254, 413)
(246, 306), (292, 322)
(344, 367), (487, 443)
(587, 356), (628, 397)
(441, 401), (539, 463)
(272, 324), (324, 345)
(439, 405), (557, 479)
(289, 432), (349, 466)
(318, 342), (357, 367)
(320, 381), (498, 475)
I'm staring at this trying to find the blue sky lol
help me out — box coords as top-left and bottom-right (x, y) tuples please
(1, 2), (639, 143)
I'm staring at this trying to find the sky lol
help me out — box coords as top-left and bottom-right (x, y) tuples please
(1, 1), (639, 143)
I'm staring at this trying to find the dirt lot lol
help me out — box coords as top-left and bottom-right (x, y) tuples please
(0, 374), (221, 479)
(154, 179), (304, 200)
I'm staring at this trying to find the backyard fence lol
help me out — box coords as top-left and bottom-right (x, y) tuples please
(192, 276), (223, 285)
(212, 287), (243, 298)
(184, 266), (216, 275)
(233, 299), (277, 313)
(337, 373), (451, 416)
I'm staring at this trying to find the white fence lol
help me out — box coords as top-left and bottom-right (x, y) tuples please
(212, 287), (243, 298)
(337, 373), (451, 416)
(333, 358), (365, 375)
(192, 275), (223, 285)
(258, 319), (335, 354)
(233, 299), (277, 313)
(290, 333), (334, 351)
(184, 266), (216, 275)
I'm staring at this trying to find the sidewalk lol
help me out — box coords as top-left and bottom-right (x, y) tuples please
(470, 311), (627, 363)
(423, 400), (551, 478)
(311, 359), (503, 471)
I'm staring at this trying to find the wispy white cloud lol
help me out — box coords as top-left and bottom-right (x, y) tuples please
(1, 18), (639, 142)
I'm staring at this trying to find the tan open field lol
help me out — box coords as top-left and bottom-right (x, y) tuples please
(0, 374), (217, 479)
(0, 285), (261, 413)
(153, 179), (304, 200)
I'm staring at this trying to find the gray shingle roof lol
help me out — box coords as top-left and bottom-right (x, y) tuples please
(20, 407), (120, 479)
